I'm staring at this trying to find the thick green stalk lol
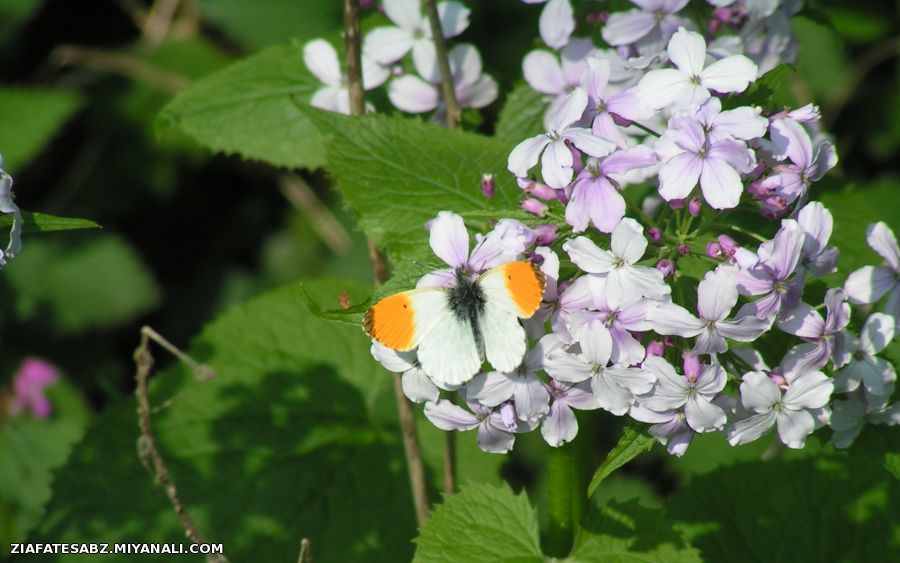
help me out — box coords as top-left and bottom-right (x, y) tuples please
(544, 443), (583, 557)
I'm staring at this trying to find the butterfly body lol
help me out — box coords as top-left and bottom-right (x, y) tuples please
(364, 261), (546, 386)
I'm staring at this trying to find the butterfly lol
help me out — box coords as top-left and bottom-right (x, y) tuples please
(364, 261), (547, 386)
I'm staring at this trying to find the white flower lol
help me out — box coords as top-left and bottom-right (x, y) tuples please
(303, 39), (389, 114)
(637, 27), (758, 110)
(364, 0), (470, 82)
(638, 356), (727, 432)
(727, 369), (833, 449)
(0, 157), (22, 268)
(563, 217), (671, 308)
(845, 222), (900, 320)
(370, 342), (440, 403)
(507, 87), (617, 188)
(834, 313), (896, 397)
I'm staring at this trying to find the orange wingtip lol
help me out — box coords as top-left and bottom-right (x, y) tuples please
(363, 292), (416, 351)
(504, 261), (546, 318)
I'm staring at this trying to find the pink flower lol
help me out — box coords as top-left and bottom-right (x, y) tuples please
(11, 358), (59, 419)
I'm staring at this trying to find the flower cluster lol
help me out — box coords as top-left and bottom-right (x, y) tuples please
(363, 1), (898, 455)
(0, 154), (22, 269)
(303, 0), (497, 117)
(4, 358), (59, 419)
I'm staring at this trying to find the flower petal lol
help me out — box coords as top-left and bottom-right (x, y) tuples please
(383, 0), (422, 30)
(363, 26), (415, 65)
(611, 217), (649, 264)
(388, 75), (439, 113)
(304, 39), (342, 86)
(507, 134), (551, 178)
(844, 266), (896, 305)
(782, 370), (833, 410)
(601, 10), (657, 46)
(739, 371), (780, 412)
(523, 50), (567, 95)
(541, 139), (575, 188)
(428, 211), (470, 268)
(402, 368), (441, 403)
(468, 371), (516, 407)
(667, 27), (707, 76)
(658, 152), (702, 202)
(699, 156), (743, 210)
(538, 0), (575, 49)
(437, 1), (471, 37)
(685, 395), (727, 432)
(646, 303), (705, 336)
(700, 55), (757, 93)
(775, 408), (815, 449)
(541, 400), (578, 446)
(697, 269), (739, 321)
(867, 222), (900, 272)
(727, 410), (776, 445)
(424, 400), (479, 430)
(564, 236), (618, 274)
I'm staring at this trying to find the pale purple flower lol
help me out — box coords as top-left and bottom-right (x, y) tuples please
(425, 391), (530, 454)
(417, 212), (535, 288)
(371, 342), (441, 403)
(508, 87), (618, 189)
(830, 389), (900, 449)
(525, 0), (576, 49)
(629, 404), (695, 456)
(388, 43), (497, 113)
(776, 288), (851, 374)
(0, 157), (22, 268)
(364, 0), (470, 81)
(648, 268), (771, 355)
(565, 147), (658, 233)
(638, 355), (727, 432)
(542, 378), (599, 447)
(796, 201), (839, 276)
(543, 320), (656, 415)
(601, 0), (692, 54)
(637, 28), (758, 110)
(564, 218), (671, 308)
(656, 118), (756, 210)
(467, 343), (551, 424)
(694, 97), (769, 143)
(580, 57), (653, 147)
(10, 357), (59, 419)
(727, 369), (833, 449)
(523, 39), (594, 124)
(303, 39), (389, 115)
(729, 219), (805, 318)
(757, 118), (837, 208)
(845, 222), (900, 319)
(834, 313), (896, 397)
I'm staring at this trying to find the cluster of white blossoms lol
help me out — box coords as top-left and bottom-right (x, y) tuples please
(303, 0), (497, 117)
(359, 0), (898, 455)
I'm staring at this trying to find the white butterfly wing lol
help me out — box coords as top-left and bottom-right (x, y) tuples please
(417, 309), (483, 387)
(479, 300), (527, 373)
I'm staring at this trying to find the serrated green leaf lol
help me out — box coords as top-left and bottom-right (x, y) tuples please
(158, 42), (326, 169)
(565, 499), (702, 562)
(587, 424), (655, 497)
(0, 380), (90, 547)
(301, 106), (523, 257)
(0, 88), (81, 173)
(413, 483), (543, 563)
(495, 84), (547, 147)
(300, 282), (370, 326)
(35, 280), (415, 562)
(3, 234), (160, 333)
(0, 211), (100, 233)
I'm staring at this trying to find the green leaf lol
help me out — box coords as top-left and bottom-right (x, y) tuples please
(158, 42), (326, 170)
(301, 106), (523, 257)
(0, 211), (100, 233)
(667, 452), (900, 562)
(0, 88), (81, 173)
(0, 0), (41, 44)
(565, 499), (702, 562)
(724, 64), (794, 110)
(413, 483), (543, 563)
(587, 424), (655, 497)
(3, 234), (160, 333)
(35, 280), (415, 562)
(300, 282), (370, 326)
(0, 380), (90, 547)
(201, 0), (341, 49)
(792, 17), (849, 101)
(495, 84), (547, 147)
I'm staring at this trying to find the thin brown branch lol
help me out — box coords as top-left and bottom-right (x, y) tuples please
(423, 0), (461, 129)
(51, 45), (189, 94)
(297, 538), (312, 563)
(134, 326), (226, 563)
(345, 0), (431, 526)
(144, 0), (182, 46)
(343, 0), (367, 115)
(280, 175), (351, 255)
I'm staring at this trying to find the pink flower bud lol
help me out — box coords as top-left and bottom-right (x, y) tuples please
(683, 352), (702, 381)
(521, 198), (549, 217)
(648, 227), (663, 244)
(770, 372), (789, 390)
(516, 178), (558, 200)
(669, 198), (685, 210)
(678, 244), (690, 255)
(481, 173), (495, 199)
(688, 196), (702, 217)
(656, 258), (675, 277)
(645, 340), (666, 358)
(706, 242), (724, 259)
(717, 234), (738, 256)
(662, 335), (675, 347)
(533, 224), (558, 246)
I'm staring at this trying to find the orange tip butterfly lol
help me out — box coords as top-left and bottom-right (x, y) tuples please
(364, 261), (547, 386)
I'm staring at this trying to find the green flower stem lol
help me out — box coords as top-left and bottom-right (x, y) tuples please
(544, 442), (583, 557)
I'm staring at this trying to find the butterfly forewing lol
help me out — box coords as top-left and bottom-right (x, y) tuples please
(477, 261), (547, 318)
(364, 288), (449, 352)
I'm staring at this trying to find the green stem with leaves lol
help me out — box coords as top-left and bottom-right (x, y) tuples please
(544, 443), (583, 557)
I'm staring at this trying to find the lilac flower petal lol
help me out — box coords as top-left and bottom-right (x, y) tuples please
(371, 342), (416, 373)
(602, 10), (658, 46)
(668, 26), (707, 76)
(383, 0), (421, 30)
(777, 302), (824, 339)
(647, 303), (705, 336)
(562, 381), (601, 410)
(611, 217), (649, 264)
(591, 371), (635, 415)
(637, 69), (692, 110)
(311, 85), (349, 114)
(364, 26), (415, 65)
(739, 371), (780, 412)
(402, 368), (441, 403)
(606, 265), (670, 308)
(697, 269), (739, 322)
(304, 39), (343, 86)
(715, 315), (771, 342)
(693, 327), (728, 355)
(548, 87), (589, 132)
(544, 347), (593, 383)
(428, 211), (470, 268)
(416, 268), (456, 288)
(775, 408), (816, 449)
(867, 222), (900, 271)
(639, 356), (688, 411)
(514, 375), (552, 422)
(523, 50), (566, 95)
(609, 325), (645, 366)
(541, 401), (578, 446)
(699, 157), (743, 210)
(565, 128), (617, 158)
(462, 75), (498, 108)
(477, 419), (516, 453)
(766, 220), (805, 280)
(782, 370), (833, 410)
(388, 75), (439, 113)
(712, 106), (768, 141)
(539, 0), (575, 49)
(700, 55), (757, 93)
(581, 57), (610, 101)
(542, 139), (575, 188)
(770, 118), (813, 168)
(437, 1), (471, 37)
(468, 371), (516, 407)
(860, 312), (895, 355)
(696, 362), (727, 395)
(507, 134), (552, 178)
(685, 394), (727, 432)
(728, 410), (776, 445)
(658, 153), (702, 201)
(424, 400), (480, 430)
(845, 266), (896, 305)
(564, 236), (617, 273)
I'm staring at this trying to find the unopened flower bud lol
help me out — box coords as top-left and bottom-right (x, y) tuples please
(648, 227), (663, 244)
(521, 198), (549, 217)
(656, 258), (675, 277)
(688, 196), (702, 217)
(706, 242), (724, 259)
(645, 340), (666, 357)
(516, 177), (558, 200)
(717, 234), (738, 256)
(678, 244), (690, 255)
(481, 173), (495, 199)
(534, 224), (558, 246)
(683, 353), (702, 381)
(500, 401), (518, 431)
(669, 198), (685, 210)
